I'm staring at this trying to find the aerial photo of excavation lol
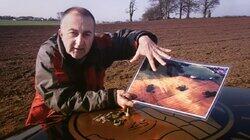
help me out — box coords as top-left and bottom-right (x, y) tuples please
(128, 58), (229, 119)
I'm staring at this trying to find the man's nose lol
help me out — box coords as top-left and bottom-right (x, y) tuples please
(75, 34), (84, 47)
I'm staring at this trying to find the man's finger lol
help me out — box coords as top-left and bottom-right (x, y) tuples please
(130, 52), (140, 63)
(125, 101), (133, 108)
(120, 93), (130, 100)
(158, 47), (171, 53)
(147, 55), (157, 71)
(153, 51), (166, 66)
(117, 90), (125, 95)
(126, 92), (137, 99)
(156, 48), (171, 59)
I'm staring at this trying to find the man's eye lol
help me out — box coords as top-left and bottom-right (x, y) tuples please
(84, 33), (92, 37)
(68, 32), (78, 37)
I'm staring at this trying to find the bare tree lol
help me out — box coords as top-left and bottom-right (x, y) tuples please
(207, 9), (212, 17)
(150, 0), (178, 19)
(142, 4), (163, 20)
(162, 0), (178, 19)
(178, 0), (185, 19)
(126, 0), (137, 22)
(199, 0), (219, 18)
(183, 0), (199, 18)
(177, 0), (199, 19)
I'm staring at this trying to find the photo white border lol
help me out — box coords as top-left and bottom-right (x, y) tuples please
(126, 57), (230, 120)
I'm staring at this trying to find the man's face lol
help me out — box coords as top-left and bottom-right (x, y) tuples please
(59, 12), (95, 59)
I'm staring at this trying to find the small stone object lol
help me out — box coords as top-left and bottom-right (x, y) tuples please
(125, 108), (130, 117)
(113, 119), (123, 126)
(118, 111), (125, 117)
(100, 116), (106, 123)
(93, 110), (127, 126)
(146, 84), (155, 93)
(176, 85), (188, 91)
(93, 114), (104, 121)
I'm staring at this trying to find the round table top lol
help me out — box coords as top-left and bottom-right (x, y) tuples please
(7, 87), (250, 140)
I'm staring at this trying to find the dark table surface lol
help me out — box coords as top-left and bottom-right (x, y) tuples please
(7, 87), (250, 140)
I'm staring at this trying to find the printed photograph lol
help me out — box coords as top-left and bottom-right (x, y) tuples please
(1, 0), (250, 138)
(127, 58), (229, 119)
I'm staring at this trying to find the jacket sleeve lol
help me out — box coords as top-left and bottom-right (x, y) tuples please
(35, 43), (118, 116)
(98, 29), (158, 68)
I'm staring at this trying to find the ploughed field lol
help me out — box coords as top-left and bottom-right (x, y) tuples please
(0, 17), (250, 137)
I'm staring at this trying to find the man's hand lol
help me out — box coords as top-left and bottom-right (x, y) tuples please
(116, 90), (134, 110)
(130, 35), (171, 71)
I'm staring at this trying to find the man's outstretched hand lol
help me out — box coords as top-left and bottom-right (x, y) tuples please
(130, 35), (171, 71)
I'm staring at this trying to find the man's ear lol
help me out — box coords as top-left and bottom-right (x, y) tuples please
(58, 29), (63, 37)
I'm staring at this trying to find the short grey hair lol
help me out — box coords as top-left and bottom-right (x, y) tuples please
(60, 7), (96, 26)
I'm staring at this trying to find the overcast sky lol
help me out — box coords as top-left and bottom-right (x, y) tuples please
(0, 0), (250, 22)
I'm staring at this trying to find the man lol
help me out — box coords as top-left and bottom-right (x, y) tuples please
(25, 7), (171, 126)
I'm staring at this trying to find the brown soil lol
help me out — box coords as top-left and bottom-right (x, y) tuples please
(1, 17), (250, 137)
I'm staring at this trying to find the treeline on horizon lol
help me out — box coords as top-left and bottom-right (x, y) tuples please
(0, 16), (58, 21)
(142, 0), (221, 20)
